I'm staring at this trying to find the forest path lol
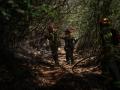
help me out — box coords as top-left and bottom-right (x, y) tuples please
(31, 46), (107, 90)
(0, 43), (111, 90)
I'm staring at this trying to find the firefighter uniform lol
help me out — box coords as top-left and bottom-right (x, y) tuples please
(48, 31), (59, 64)
(63, 29), (75, 64)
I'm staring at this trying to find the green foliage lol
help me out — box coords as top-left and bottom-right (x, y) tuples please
(0, 0), (28, 48)
(110, 0), (120, 30)
(31, 4), (59, 20)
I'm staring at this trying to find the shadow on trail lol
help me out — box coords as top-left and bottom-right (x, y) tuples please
(51, 72), (111, 90)
(0, 58), (113, 90)
(0, 49), (114, 90)
(0, 53), (38, 90)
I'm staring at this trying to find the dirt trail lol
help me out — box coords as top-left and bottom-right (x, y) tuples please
(30, 47), (110, 90)
(0, 44), (111, 90)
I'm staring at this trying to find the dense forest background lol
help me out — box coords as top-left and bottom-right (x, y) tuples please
(0, 0), (120, 90)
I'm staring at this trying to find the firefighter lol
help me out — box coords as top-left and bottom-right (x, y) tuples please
(99, 17), (120, 89)
(99, 17), (119, 46)
(63, 27), (75, 64)
(47, 23), (59, 65)
(99, 17), (111, 46)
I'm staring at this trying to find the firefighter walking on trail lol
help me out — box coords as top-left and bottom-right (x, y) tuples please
(63, 27), (75, 64)
(47, 22), (59, 65)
